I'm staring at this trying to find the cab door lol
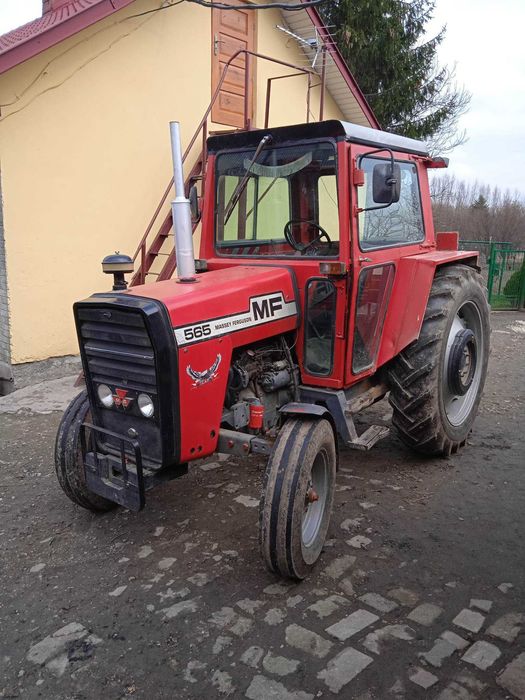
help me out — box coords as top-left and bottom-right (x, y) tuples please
(345, 146), (427, 385)
(300, 141), (350, 389)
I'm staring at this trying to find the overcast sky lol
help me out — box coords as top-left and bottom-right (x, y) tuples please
(428, 0), (525, 196)
(1, 0), (524, 196)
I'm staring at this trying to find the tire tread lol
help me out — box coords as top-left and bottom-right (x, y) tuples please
(388, 265), (489, 457)
(259, 418), (336, 580)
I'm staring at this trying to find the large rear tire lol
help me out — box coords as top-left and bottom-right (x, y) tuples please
(388, 265), (490, 457)
(55, 390), (116, 512)
(259, 418), (336, 580)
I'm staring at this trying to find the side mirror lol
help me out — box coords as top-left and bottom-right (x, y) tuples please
(189, 184), (200, 223)
(372, 162), (401, 204)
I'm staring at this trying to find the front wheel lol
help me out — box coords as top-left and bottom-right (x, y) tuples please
(55, 390), (116, 512)
(388, 265), (490, 457)
(259, 418), (336, 580)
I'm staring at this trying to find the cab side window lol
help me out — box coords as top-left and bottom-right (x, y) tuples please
(318, 174), (339, 242)
(304, 279), (337, 376)
(358, 158), (424, 250)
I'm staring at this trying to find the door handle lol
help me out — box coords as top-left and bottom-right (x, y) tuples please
(358, 256), (372, 264)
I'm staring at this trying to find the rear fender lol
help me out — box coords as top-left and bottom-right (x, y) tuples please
(377, 250), (481, 366)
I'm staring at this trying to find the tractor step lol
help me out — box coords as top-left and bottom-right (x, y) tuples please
(296, 387), (391, 452)
(347, 425), (390, 451)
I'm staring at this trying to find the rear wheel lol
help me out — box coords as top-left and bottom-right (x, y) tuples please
(55, 390), (116, 512)
(388, 265), (490, 457)
(259, 418), (336, 580)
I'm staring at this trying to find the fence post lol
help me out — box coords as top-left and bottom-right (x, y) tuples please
(519, 262), (525, 310)
(487, 243), (496, 304)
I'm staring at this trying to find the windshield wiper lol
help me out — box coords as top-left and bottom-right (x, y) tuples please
(223, 134), (273, 225)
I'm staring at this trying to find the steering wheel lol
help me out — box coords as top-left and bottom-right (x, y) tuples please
(283, 219), (332, 254)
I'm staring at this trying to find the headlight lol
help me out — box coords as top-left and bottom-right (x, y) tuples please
(97, 383), (114, 408)
(138, 393), (154, 418)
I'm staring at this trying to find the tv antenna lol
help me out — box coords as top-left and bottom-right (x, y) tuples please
(275, 24), (323, 68)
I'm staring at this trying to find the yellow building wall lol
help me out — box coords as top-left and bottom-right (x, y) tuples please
(0, 0), (349, 363)
(254, 8), (343, 128)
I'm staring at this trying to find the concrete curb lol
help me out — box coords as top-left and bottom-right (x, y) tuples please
(0, 375), (81, 414)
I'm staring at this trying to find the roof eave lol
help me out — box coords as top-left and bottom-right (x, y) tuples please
(304, 3), (380, 130)
(0, 0), (135, 76)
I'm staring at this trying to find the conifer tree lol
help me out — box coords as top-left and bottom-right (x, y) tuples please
(323, 0), (470, 151)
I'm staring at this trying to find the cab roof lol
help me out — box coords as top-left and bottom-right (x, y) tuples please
(207, 119), (429, 158)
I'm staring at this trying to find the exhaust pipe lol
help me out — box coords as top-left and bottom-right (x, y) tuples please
(169, 121), (196, 282)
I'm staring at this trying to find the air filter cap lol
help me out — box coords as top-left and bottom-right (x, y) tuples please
(102, 252), (134, 274)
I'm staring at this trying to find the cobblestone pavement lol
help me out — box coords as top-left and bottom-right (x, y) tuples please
(0, 312), (524, 699)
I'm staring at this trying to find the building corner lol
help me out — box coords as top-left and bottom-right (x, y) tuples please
(0, 169), (14, 395)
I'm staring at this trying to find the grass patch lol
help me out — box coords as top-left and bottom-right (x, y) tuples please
(490, 294), (518, 310)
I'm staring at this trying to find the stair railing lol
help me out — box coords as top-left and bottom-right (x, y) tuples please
(131, 48), (326, 285)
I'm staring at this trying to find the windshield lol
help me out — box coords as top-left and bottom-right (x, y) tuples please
(215, 141), (339, 258)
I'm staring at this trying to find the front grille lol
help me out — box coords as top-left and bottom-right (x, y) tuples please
(77, 308), (157, 397)
(74, 294), (180, 469)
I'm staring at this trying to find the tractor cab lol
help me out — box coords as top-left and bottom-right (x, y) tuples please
(201, 120), (437, 389)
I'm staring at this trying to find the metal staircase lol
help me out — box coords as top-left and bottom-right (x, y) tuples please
(130, 156), (204, 287)
(129, 48), (328, 287)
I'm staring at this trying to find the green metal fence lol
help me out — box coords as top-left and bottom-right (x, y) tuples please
(458, 239), (513, 266)
(487, 247), (525, 309)
(459, 240), (525, 310)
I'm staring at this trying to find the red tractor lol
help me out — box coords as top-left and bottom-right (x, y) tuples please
(55, 119), (489, 580)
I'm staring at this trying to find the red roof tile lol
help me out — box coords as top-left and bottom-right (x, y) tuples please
(0, 0), (136, 75)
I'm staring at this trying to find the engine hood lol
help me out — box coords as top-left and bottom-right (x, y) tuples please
(126, 265), (299, 348)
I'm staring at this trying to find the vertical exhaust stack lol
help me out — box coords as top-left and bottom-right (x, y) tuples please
(169, 121), (196, 282)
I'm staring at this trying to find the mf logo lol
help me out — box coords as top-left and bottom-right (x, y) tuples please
(251, 295), (283, 321)
(174, 291), (296, 346)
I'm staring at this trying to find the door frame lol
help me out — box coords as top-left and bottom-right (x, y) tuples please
(211, 1), (257, 128)
(345, 144), (429, 385)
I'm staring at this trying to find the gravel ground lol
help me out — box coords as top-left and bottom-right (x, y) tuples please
(0, 311), (524, 700)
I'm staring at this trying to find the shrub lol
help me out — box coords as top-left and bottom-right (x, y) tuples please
(503, 263), (525, 298)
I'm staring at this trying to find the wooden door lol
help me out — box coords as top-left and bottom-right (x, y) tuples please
(211, 3), (256, 128)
